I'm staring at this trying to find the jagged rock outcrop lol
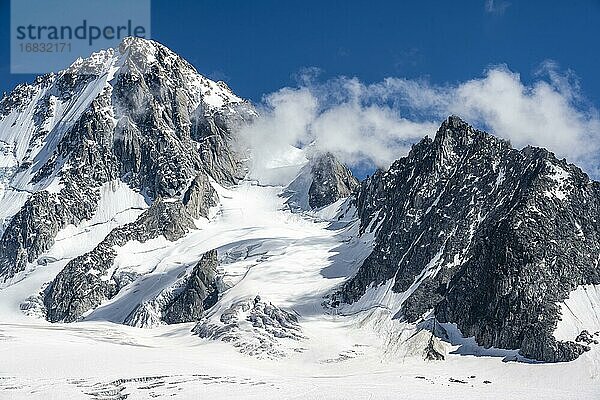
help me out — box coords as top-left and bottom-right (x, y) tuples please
(191, 105), (254, 184)
(193, 295), (304, 358)
(333, 116), (600, 362)
(575, 330), (599, 345)
(122, 249), (223, 328)
(162, 249), (220, 324)
(285, 152), (359, 210)
(308, 152), (359, 208)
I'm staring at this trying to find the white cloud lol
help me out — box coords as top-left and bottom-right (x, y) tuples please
(485, 0), (511, 15)
(389, 64), (600, 174)
(236, 63), (600, 182)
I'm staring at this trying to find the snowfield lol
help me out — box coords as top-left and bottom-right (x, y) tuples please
(1, 181), (599, 399)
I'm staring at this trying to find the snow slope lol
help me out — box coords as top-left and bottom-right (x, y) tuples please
(1, 181), (599, 399)
(0, 180), (149, 291)
(0, 52), (122, 234)
(555, 284), (600, 342)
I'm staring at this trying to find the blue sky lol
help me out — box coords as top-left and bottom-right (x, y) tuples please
(1, 0), (600, 177)
(1, 0), (598, 104)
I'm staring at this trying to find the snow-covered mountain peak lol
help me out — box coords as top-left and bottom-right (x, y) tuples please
(0, 38), (256, 284)
(65, 48), (119, 77)
(0, 36), (248, 177)
(114, 36), (243, 111)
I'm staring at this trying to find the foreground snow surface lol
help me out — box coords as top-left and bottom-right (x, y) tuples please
(1, 182), (599, 399)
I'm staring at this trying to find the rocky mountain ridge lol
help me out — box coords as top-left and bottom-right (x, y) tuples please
(333, 115), (600, 362)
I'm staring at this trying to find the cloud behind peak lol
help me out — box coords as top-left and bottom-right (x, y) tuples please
(236, 62), (600, 182)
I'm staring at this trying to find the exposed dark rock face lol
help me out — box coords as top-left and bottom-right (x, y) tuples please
(334, 116), (600, 362)
(575, 330), (599, 345)
(308, 152), (359, 209)
(182, 173), (218, 219)
(44, 199), (197, 322)
(121, 249), (224, 328)
(424, 334), (445, 361)
(0, 84), (117, 282)
(0, 190), (92, 281)
(284, 152), (359, 210)
(0, 168), (112, 283)
(162, 250), (220, 324)
(191, 106), (254, 185)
